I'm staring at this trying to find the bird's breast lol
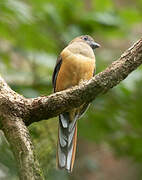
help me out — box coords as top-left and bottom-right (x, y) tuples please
(55, 49), (95, 92)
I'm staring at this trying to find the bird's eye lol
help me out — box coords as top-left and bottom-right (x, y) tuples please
(83, 36), (88, 41)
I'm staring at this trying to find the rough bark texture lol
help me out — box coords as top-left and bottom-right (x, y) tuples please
(0, 77), (44, 180)
(1, 116), (44, 180)
(0, 37), (142, 179)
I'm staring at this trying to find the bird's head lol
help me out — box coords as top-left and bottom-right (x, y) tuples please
(70, 35), (100, 50)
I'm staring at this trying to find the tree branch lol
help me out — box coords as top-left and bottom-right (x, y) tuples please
(1, 38), (142, 125)
(28, 37), (142, 125)
(1, 116), (44, 180)
(0, 77), (44, 179)
(0, 37), (142, 179)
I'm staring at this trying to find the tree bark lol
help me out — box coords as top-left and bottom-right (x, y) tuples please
(1, 116), (44, 180)
(0, 37), (142, 179)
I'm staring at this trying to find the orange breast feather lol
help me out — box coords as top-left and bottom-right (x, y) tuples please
(55, 49), (95, 92)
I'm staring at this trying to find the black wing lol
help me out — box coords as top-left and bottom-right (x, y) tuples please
(52, 56), (62, 92)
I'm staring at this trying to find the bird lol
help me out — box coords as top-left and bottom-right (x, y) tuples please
(52, 35), (100, 172)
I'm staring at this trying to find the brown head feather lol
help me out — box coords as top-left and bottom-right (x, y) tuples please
(69, 35), (100, 49)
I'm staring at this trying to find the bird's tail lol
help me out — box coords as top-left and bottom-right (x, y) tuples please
(57, 112), (77, 172)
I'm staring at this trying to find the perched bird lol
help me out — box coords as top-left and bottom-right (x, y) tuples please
(52, 35), (100, 172)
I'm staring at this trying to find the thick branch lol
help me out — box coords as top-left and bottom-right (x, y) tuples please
(0, 38), (142, 126)
(24, 37), (142, 124)
(1, 116), (44, 180)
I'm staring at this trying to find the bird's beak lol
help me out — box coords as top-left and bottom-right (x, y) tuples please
(90, 42), (100, 49)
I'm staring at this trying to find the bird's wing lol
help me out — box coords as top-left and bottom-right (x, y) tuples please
(52, 56), (62, 92)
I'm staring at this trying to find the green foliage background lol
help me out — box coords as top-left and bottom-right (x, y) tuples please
(0, 0), (142, 179)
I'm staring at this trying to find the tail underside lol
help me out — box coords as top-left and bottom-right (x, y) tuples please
(57, 112), (77, 172)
